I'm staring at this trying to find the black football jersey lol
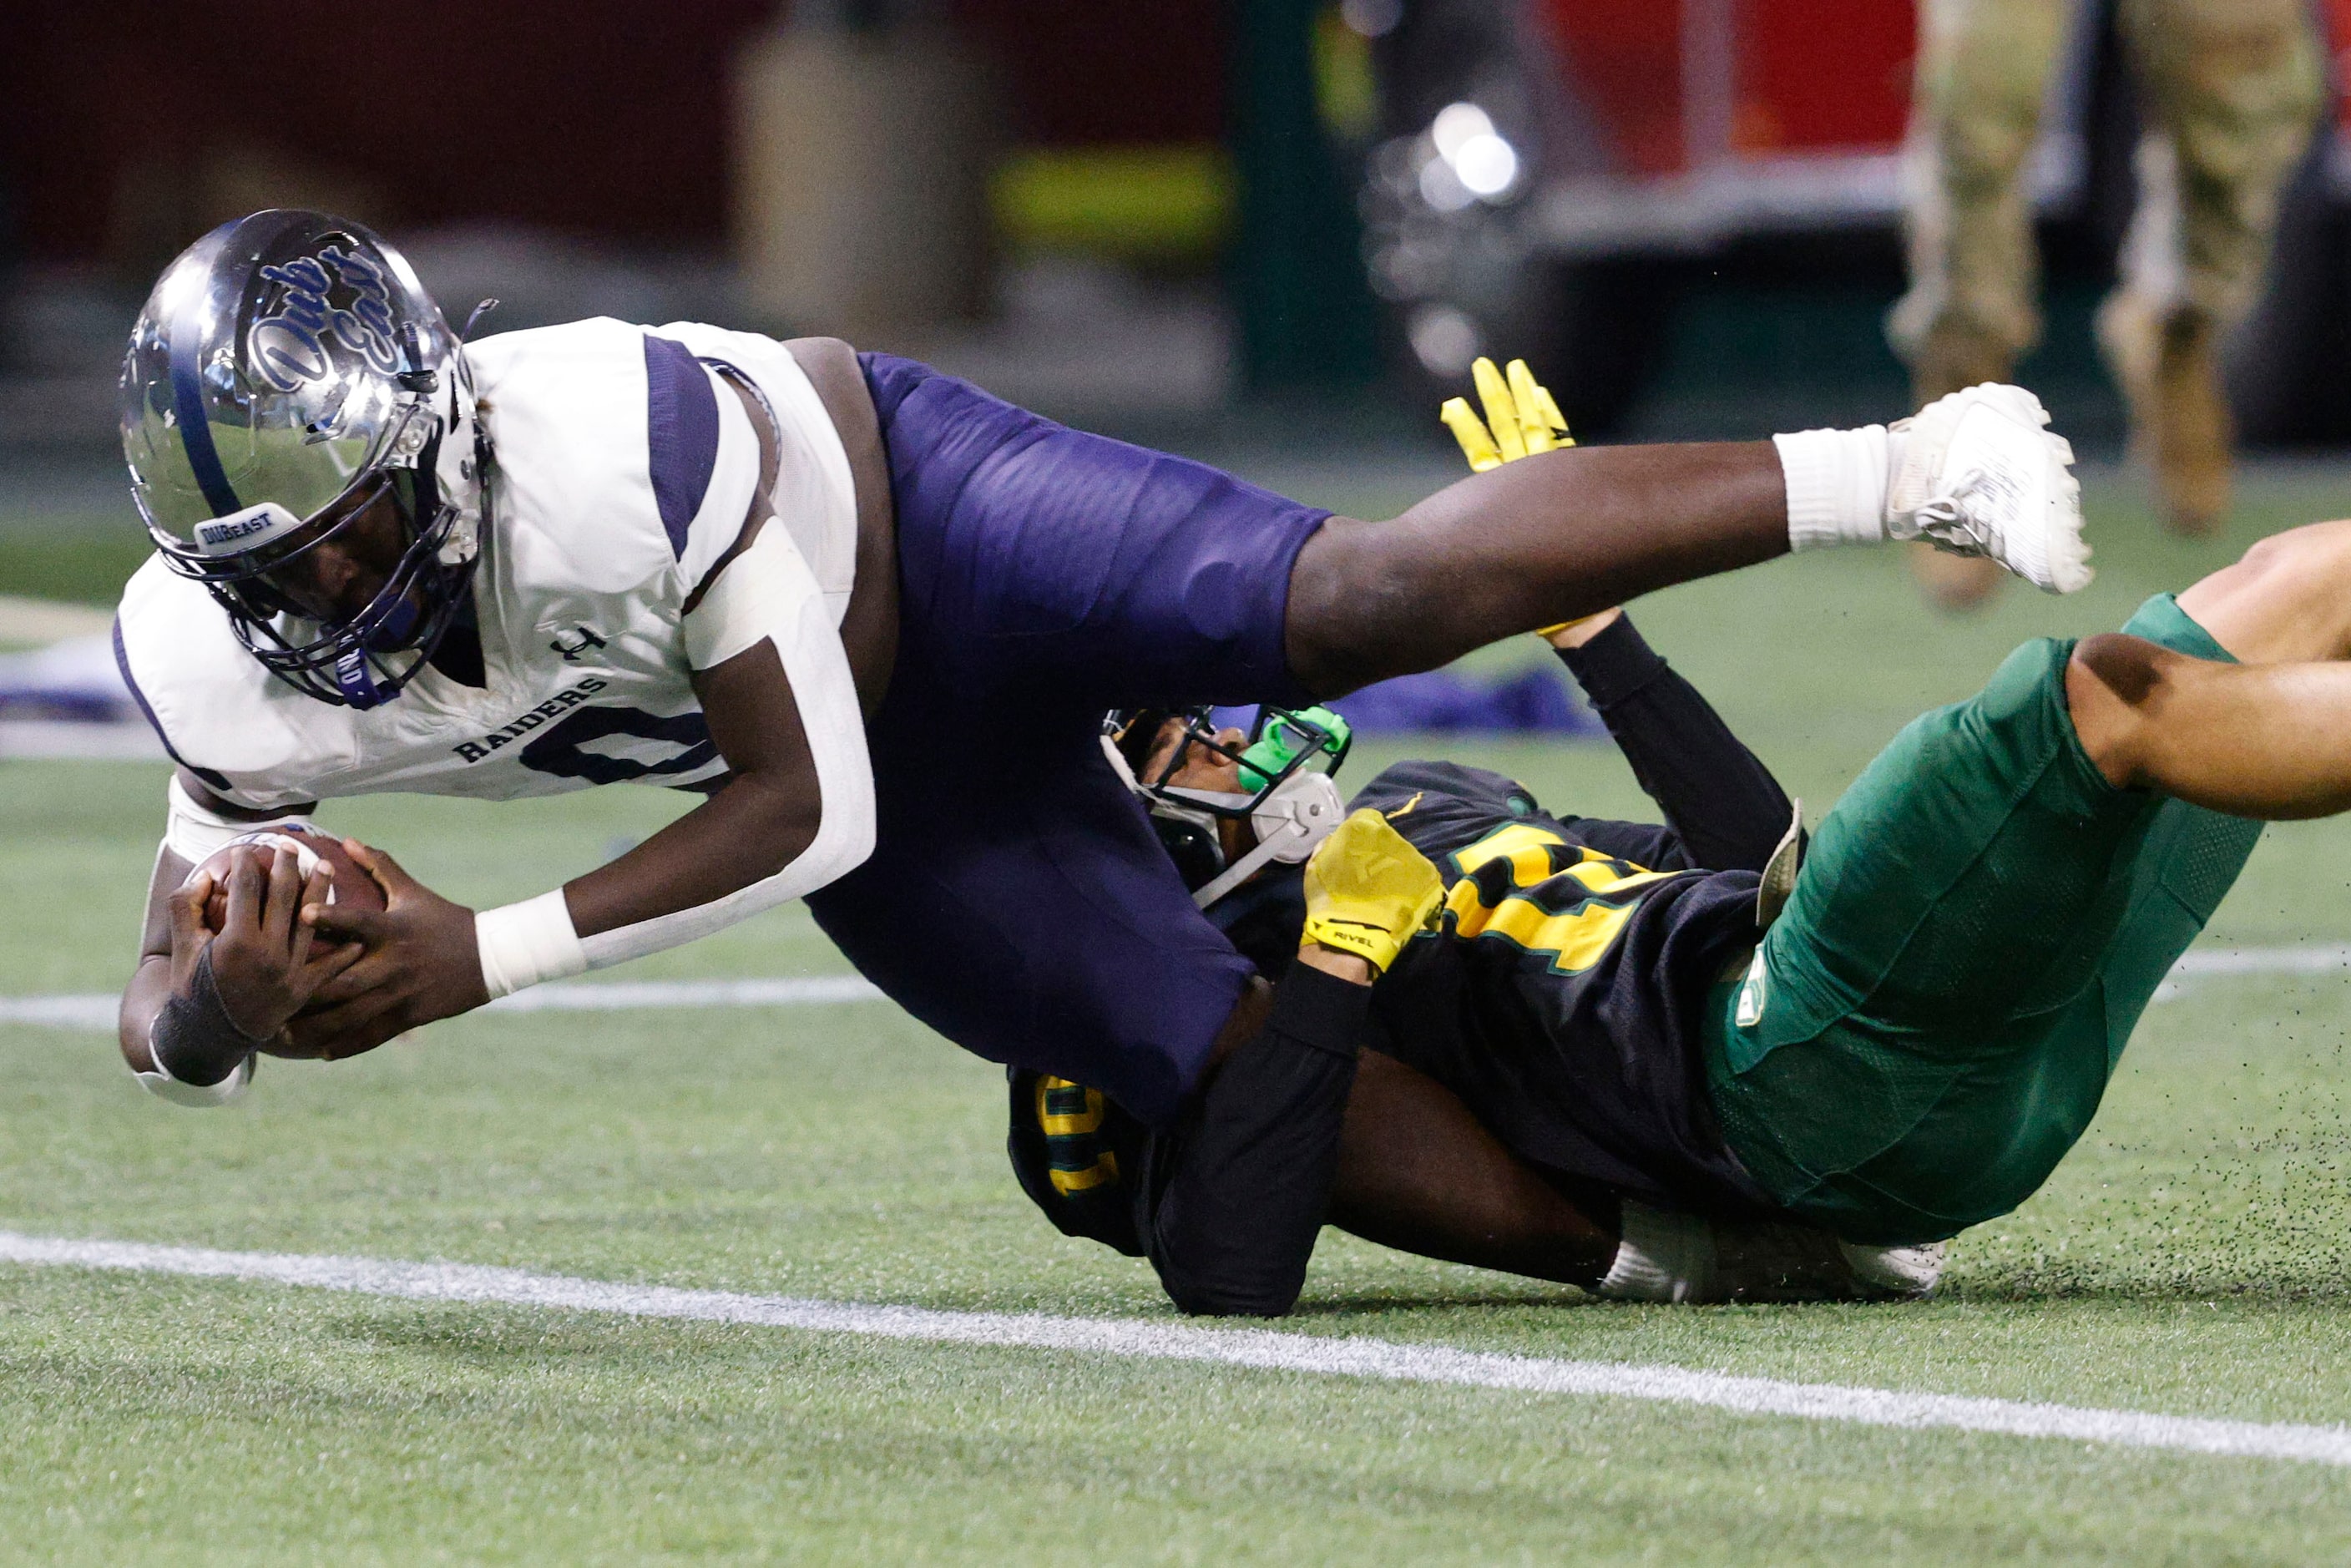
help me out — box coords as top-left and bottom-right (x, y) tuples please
(1236, 759), (1773, 1216)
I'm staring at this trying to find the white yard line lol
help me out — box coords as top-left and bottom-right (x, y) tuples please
(0, 949), (2341, 1034)
(2154, 945), (2351, 1001)
(2170, 946), (2351, 974)
(5, 946), (2344, 1034)
(0, 720), (164, 761)
(0, 595), (113, 642)
(3, 1229), (2347, 1468)
(0, 994), (123, 1030)
(487, 975), (882, 1011)
(0, 975), (885, 1032)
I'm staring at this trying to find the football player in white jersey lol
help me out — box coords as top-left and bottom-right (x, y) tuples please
(114, 210), (2090, 1123)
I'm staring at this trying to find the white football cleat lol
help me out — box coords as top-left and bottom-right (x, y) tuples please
(1888, 383), (2091, 594)
(1599, 1206), (1949, 1304)
(1836, 1238), (1948, 1300)
(1596, 1201), (1718, 1302)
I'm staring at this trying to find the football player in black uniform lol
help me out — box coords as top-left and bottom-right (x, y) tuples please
(1009, 359), (2351, 1317)
(1009, 597), (1921, 1313)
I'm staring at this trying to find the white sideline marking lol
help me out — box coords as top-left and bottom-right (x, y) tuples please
(0, 944), (2332, 1029)
(4, 1231), (2349, 1469)
(4, 945), (2341, 1034)
(2154, 945), (2351, 1002)
(0, 975), (885, 1033)
(488, 976), (882, 1012)
(0, 994), (120, 1031)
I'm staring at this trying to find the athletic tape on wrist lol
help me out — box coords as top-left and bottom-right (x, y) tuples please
(137, 947), (264, 1108)
(135, 1055), (254, 1107)
(1772, 425), (1891, 552)
(475, 889), (589, 999)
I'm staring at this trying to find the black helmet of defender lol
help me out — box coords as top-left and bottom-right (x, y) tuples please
(1100, 704), (1352, 908)
(120, 210), (486, 709)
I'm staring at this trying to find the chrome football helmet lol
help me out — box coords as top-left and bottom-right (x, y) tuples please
(121, 210), (487, 709)
(1101, 704), (1352, 908)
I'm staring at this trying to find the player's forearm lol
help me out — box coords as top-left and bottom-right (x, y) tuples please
(1148, 958), (1373, 1318)
(121, 954), (264, 1102)
(119, 837), (190, 1072)
(471, 767), (825, 1000)
(1555, 614), (1793, 872)
(473, 639), (871, 995)
(118, 956), (171, 1073)
(1329, 1051), (1618, 1287)
(563, 771), (821, 938)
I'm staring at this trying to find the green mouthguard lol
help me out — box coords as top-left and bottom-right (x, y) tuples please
(1237, 706), (1351, 790)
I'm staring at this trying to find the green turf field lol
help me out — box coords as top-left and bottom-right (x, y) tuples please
(10, 472), (2351, 1562)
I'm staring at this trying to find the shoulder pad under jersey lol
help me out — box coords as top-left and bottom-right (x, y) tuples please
(114, 556), (354, 809)
(467, 317), (766, 606)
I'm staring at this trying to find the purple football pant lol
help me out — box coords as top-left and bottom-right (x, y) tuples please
(803, 354), (1330, 1125)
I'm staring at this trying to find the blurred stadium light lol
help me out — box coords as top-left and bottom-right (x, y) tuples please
(1360, 0), (2040, 431)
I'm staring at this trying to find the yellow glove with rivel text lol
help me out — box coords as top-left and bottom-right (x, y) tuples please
(1300, 809), (1447, 974)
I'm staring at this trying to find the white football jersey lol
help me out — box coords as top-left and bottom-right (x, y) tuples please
(114, 318), (861, 813)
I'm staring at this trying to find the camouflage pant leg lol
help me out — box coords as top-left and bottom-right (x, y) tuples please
(2114, 0), (2324, 326)
(1887, 0), (2074, 368)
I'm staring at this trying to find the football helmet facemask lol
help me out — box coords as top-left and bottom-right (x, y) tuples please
(121, 209), (488, 711)
(1101, 704), (1353, 908)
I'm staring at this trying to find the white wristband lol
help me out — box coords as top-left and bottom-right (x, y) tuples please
(475, 889), (589, 999)
(1772, 424), (1898, 552)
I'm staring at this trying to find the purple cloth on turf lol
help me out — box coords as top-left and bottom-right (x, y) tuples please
(1216, 666), (1604, 737)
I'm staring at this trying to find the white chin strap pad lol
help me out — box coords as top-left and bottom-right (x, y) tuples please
(1191, 772), (1347, 909)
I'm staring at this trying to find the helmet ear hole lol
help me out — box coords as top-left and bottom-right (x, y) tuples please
(1149, 813), (1226, 891)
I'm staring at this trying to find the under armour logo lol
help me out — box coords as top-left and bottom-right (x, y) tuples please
(550, 626), (609, 663)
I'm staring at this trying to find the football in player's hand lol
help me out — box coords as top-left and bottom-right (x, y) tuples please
(187, 826), (387, 932)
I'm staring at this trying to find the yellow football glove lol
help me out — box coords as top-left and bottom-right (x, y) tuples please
(1439, 356), (1570, 471)
(1439, 356), (1603, 643)
(1300, 809), (1447, 974)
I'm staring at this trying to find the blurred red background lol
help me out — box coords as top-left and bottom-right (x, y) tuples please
(0, 0), (1228, 260)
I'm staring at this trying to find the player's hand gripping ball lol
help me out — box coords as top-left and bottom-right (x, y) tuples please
(177, 827), (382, 1048)
(186, 826), (385, 933)
(1300, 809), (1447, 974)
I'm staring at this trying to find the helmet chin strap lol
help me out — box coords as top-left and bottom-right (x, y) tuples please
(434, 382), (494, 570)
(1187, 771), (1346, 909)
(333, 646), (392, 710)
(1097, 725), (1348, 909)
